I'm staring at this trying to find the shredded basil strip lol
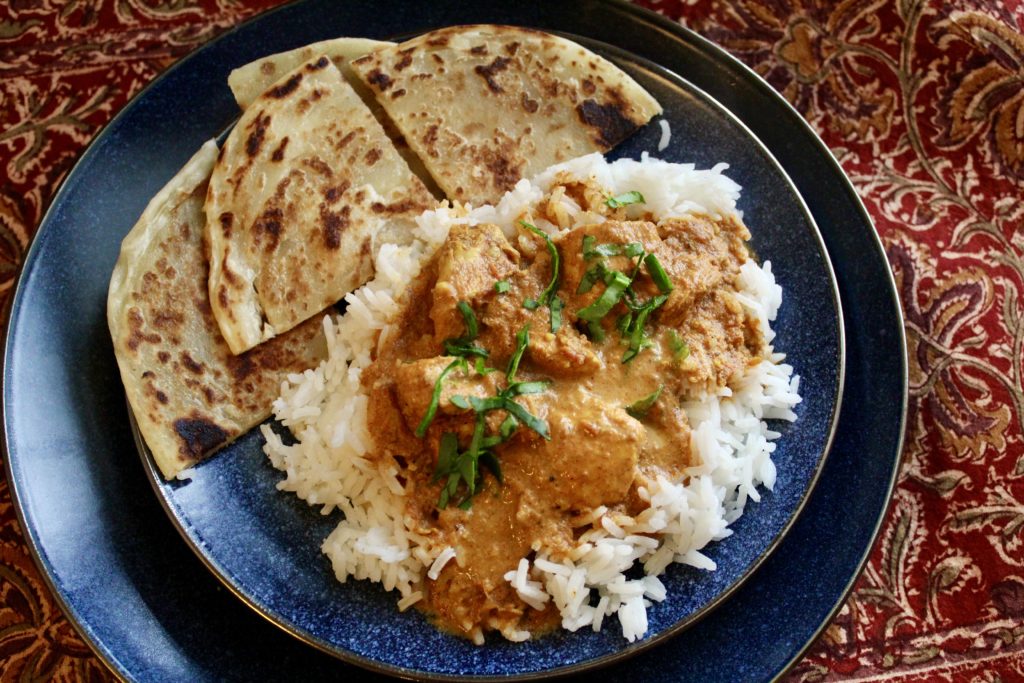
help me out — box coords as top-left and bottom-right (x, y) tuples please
(626, 385), (663, 419)
(501, 399), (550, 440)
(443, 301), (488, 358)
(644, 254), (674, 293)
(443, 341), (488, 358)
(577, 262), (608, 295)
(584, 238), (644, 261)
(506, 325), (529, 383)
(505, 380), (550, 397)
(605, 190), (646, 208)
(494, 279), (511, 293)
(578, 270), (631, 323)
(669, 330), (690, 361)
(415, 357), (466, 437)
(622, 294), (669, 363)
(457, 301), (478, 338)
(432, 432), (460, 483)
(549, 296), (563, 333)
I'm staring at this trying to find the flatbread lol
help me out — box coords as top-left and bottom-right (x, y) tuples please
(351, 25), (662, 205)
(227, 38), (440, 196)
(107, 140), (327, 480)
(206, 55), (436, 354)
(228, 37), (393, 110)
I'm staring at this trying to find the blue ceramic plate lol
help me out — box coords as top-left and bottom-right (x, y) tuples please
(132, 32), (842, 681)
(1, 1), (906, 681)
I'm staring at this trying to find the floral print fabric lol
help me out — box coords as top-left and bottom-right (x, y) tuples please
(1, 0), (1022, 679)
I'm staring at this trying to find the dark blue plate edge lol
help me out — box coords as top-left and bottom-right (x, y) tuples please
(0, 0), (906, 680)
(609, 4), (909, 680)
(134, 32), (848, 682)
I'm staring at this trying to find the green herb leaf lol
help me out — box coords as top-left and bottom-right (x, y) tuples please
(494, 279), (511, 294)
(669, 330), (690, 361)
(506, 325), (530, 383)
(505, 381), (549, 397)
(415, 357), (467, 437)
(450, 394), (470, 410)
(523, 298), (540, 310)
(549, 296), (563, 333)
(626, 385), (663, 419)
(578, 270), (631, 323)
(644, 254), (674, 293)
(479, 451), (503, 484)
(499, 414), (519, 440)
(582, 235), (598, 260)
(456, 301), (478, 338)
(502, 399), (550, 440)
(432, 432), (460, 483)
(622, 294), (669, 363)
(576, 262), (607, 295)
(443, 341), (489, 358)
(605, 190), (646, 208)
(623, 242), (644, 257)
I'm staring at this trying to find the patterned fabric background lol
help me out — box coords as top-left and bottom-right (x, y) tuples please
(1, 0), (1022, 679)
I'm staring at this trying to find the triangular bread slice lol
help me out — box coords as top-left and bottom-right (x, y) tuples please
(206, 55), (436, 354)
(228, 37), (393, 110)
(107, 140), (326, 480)
(351, 25), (662, 205)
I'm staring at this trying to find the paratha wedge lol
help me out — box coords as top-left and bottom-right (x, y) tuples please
(206, 55), (436, 354)
(351, 25), (662, 205)
(228, 38), (440, 196)
(107, 140), (326, 480)
(228, 37), (393, 110)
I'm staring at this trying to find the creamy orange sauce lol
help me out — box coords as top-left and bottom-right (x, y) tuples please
(362, 189), (762, 641)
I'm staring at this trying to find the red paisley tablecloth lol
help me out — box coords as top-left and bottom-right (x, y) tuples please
(2, 1), (1022, 680)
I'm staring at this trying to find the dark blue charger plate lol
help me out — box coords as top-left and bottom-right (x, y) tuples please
(132, 33), (842, 681)
(1, 1), (906, 681)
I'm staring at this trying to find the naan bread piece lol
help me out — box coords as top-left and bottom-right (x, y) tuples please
(107, 140), (327, 480)
(228, 37), (393, 110)
(351, 25), (662, 205)
(207, 56), (435, 354)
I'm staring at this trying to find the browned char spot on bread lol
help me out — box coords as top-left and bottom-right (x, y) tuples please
(267, 72), (303, 99)
(473, 56), (511, 94)
(575, 98), (640, 147)
(173, 415), (230, 459)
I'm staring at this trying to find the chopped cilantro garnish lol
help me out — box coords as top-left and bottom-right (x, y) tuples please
(415, 357), (467, 438)
(518, 220), (561, 330)
(622, 294), (669, 363)
(577, 270), (631, 323)
(442, 301), (488, 358)
(506, 325), (529, 383)
(626, 385), (663, 419)
(495, 279), (511, 294)
(669, 330), (690, 361)
(644, 254), (674, 293)
(549, 296), (563, 333)
(605, 190), (646, 209)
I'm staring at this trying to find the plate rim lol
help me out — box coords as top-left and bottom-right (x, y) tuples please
(0, 0), (906, 680)
(135, 31), (847, 681)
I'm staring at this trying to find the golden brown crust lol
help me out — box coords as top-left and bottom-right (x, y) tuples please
(107, 141), (326, 479)
(352, 25), (662, 205)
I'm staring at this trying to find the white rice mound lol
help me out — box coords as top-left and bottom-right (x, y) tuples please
(261, 152), (802, 644)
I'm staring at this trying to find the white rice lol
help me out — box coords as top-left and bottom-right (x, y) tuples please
(262, 152), (802, 643)
(657, 119), (671, 152)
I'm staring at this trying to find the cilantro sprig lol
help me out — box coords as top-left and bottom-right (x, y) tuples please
(575, 239), (675, 364)
(519, 221), (562, 333)
(430, 324), (550, 509)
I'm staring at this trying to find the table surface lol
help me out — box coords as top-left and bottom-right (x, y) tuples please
(1, 0), (1022, 680)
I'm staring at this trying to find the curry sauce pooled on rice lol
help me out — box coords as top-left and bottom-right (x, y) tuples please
(263, 154), (802, 644)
